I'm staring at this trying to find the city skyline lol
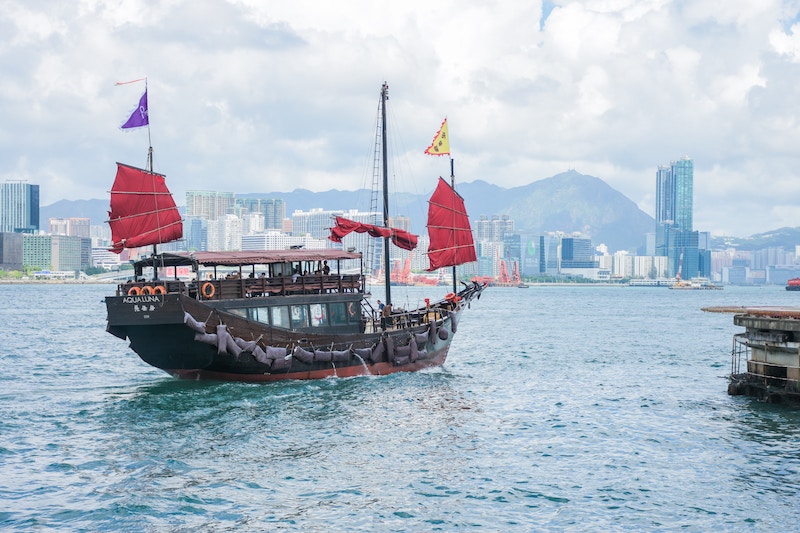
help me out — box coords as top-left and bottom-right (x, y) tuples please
(4, 177), (800, 285)
(31, 167), (797, 244)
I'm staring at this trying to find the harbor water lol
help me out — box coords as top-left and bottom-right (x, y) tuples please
(2, 283), (800, 531)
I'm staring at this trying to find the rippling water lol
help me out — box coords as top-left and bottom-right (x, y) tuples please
(2, 283), (800, 531)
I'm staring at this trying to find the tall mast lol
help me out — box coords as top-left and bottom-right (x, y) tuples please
(145, 80), (158, 277)
(147, 136), (153, 172)
(381, 82), (392, 306)
(450, 157), (457, 294)
(150, 135), (158, 279)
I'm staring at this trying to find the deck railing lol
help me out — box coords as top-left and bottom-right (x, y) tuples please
(118, 274), (364, 299)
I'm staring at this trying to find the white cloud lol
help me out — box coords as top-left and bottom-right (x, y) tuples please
(1, 0), (800, 238)
(770, 22), (800, 61)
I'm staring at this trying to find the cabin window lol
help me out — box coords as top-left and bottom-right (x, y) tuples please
(271, 306), (290, 328)
(249, 307), (270, 324)
(228, 308), (247, 319)
(329, 302), (348, 325)
(309, 303), (327, 327)
(273, 262), (290, 277)
(290, 305), (309, 328)
(347, 300), (359, 322)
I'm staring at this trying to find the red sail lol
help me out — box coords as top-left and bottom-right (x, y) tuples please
(329, 216), (418, 251)
(108, 162), (183, 253)
(426, 177), (477, 270)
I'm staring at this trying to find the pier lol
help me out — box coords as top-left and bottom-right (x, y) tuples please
(713, 306), (800, 404)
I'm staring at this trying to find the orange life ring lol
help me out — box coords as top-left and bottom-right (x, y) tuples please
(153, 285), (166, 294)
(127, 286), (141, 296)
(445, 292), (456, 301)
(141, 285), (155, 295)
(201, 282), (216, 299)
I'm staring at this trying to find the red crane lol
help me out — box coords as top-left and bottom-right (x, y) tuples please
(499, 260), (511, 284)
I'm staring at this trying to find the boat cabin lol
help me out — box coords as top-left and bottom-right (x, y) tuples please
(117, 250), (364, 299)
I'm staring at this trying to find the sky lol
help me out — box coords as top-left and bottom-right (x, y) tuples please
(3, 0), (800, 238)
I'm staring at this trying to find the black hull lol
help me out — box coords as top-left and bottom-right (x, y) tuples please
(105, 285), (482, 382)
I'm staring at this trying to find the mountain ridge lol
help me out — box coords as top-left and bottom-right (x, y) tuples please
(39, 170), (770, 252)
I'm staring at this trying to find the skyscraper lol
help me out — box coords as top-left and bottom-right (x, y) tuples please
(655, 157), (698, 279)
(264, 198), (286, 230)
(49, 217), (90, 238)
(655, 157), (693, 231)
(0, 181), (39, 233)
(185, 191), (235, 220)
(655, 165), (673, 225)
(475, 215), (513, 242)
(673, 157), (693, 231)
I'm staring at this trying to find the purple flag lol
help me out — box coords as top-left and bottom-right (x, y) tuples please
(121, 89), (149, 129)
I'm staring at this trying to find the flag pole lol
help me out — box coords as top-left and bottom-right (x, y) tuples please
(145, 79), (153, 173)
(116, 77), (151, 169)
(116, 76), (159, 268)
(425, 117), (462, 293)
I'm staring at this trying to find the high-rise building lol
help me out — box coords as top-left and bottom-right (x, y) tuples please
(184, 217), (208, 251)
(237, 197), (286, 230)
(207, 214), (242, 251)
(561, 237), (598, 268)
(539, 234), (560, 275)
(186, 191), (235, 220)
(503, 233), (522, 269)
(49, 218), (69, 236)
(388, 215), (410, 232)
(291, 208), (343, 239)
(0, 232), (23, 270)
(241, 232), (327, 251)
(673, 158), (694, 232)
(476, 215), (513, 242)
(264, 199), (286, 230)
(49, 217), (90, 238)
(70, 218), (90, 239)
(655, 166), (673, 225)
(22, 234), (89, 271)
(1, 181), (39, 233)
(655, 157), (693, 231)
(655, 157), (698, 278)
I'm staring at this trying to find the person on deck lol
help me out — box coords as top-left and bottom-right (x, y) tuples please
(380, 302), (392, 330)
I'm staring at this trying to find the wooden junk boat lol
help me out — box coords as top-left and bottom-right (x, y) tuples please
(105, 83), (486, 381)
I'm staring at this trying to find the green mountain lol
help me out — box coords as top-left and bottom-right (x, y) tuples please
(459, 170), (654, 252)
(711, 227), (800, 251)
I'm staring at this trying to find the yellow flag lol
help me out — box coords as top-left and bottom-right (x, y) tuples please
(424, 118), (450, 156)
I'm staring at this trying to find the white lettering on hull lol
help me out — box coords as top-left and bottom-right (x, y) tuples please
(122, 295), (163, 304)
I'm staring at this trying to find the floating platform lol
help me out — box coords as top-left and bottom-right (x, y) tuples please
(721, 307), (800, 404)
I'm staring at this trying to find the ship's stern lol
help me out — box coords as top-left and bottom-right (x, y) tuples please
(105, 293), (215, 370)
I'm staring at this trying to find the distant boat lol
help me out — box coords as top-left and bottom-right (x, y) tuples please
(628, 278), (674, 287)
(669, 277), (723, 290)
(786, 278), (800, 291)
(104, 82), (486, 382)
